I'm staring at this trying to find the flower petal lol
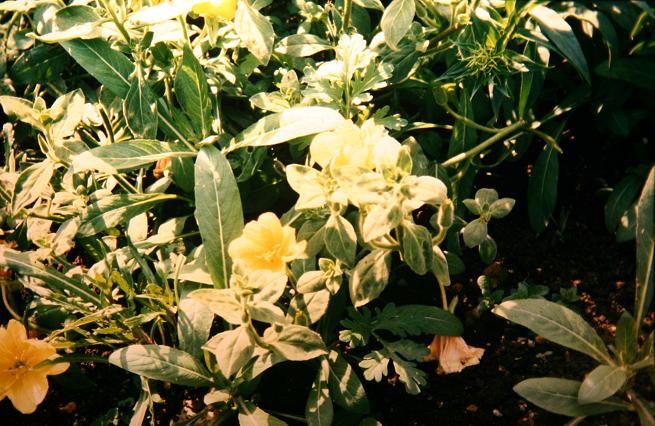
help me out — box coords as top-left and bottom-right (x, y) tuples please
(6, 372), (48, 414)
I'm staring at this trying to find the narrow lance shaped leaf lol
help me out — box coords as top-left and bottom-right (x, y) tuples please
(194, 146), (244, 288)
(514, 378), (629, 417)
(60, 38), (134, 97)
(306, 358), (333, 426)
(493, 299), (612, 364)
(634, 166), (655, 338)
(0, 248), (101, 306)
(78, 193), (177, 237)
(227, 107), (345, 153)
(528, 145), (559, 234)
(529, 5), (590, 83)
(72, 140), (195, 174)
(124, 76), (158, 139)
(381, 0), (416, 50)
(109, 345), (214, 387)
(175, 45), (212, 139)
(11, 160), (54, 214)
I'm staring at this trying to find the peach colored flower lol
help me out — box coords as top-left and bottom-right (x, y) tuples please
(424, 335), (484, 374)
(192, 0), (237, 20)
(228, 212), (307, 272)
(0, 320), (69, 414)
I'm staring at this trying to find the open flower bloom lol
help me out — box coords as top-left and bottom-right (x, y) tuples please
(310, 120), (401, 171)
(228, 212), (307, 272)
(424, 335), (485, 374)
(192, 0), (237, 20)
(0, 320), (69, 414)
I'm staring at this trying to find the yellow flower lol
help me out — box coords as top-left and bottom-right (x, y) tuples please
(228, 212), (307, 272)
(310, 120), (401, 171)
(424, 335), (484, 374)
(0, 320), (69, 414)
(192, 0), (237, 20)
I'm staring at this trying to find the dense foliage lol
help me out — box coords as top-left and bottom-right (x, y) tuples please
(0, 0), (653, 424)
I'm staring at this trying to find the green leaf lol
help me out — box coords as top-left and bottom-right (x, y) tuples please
(324, 214), (357, 266)
(72, 140), (195, 174)
(288, 290), (330, 326)
(60, 38), (134, 97)
(615, 311), (637, 364)
(493, 299), (612, 364)
(0, 96), (42, 130)
(268, 325), (328, 361)
(78, 193), (176, 237)
(234, 1), (275, 65)
(462, 218), (488, 248)
(478, 235), (497, 264)
(373, 304), (463, 337)
(528, 145), (558, 234)
(276, 34), (331, 57)
(518, 43), (548, 119)
(204, 326), (254, 378)
(431, 245), (451, 287)
(109, 345), (213, 387)
(306, 358), (333, 426)
(400, 221), (432, 275)
(489, 198), (515, 219)
(175, 45), (212, 139)
(10, 45), (69, 85)
(362, 204), (402, 242)
(634, 166), (655, 337)
(381, 0), (415, 50)
(0, 248), (100, 306)
(124, 77), (158, 139)
(595, 58), (655, 91)
(188, 288), (243, 324)
(354, 0), (384, 11)
(39, 5), (102, 43)
(177, 297), (213, 360)
(326, 350), (369, 413)
(349, 249), (392, 308)
(529, 5), (590, 83)
(50, 89), (85, 143)
(514, 378), (628, 416)
(227, 107), (345, 153)
(604, 173), (643, 234)
(578, 365), (627, 404)
(194, 146), (244, 288)
(237, 401), (287, 426)
(11, 160), (54, 214)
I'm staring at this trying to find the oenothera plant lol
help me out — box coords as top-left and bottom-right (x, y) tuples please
(494, 166), (655, 425)
(0, 0), (645, 423)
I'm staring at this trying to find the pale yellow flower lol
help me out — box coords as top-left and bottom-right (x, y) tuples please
(424, 335), (484, 374)
(192, 0), (237, 20)
(310, 120), (401, 171)
(0, 320), (69, 414)
(228, 212), (307, 272)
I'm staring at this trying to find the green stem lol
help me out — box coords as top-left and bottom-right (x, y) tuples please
(525, 127), (563, 154)
(99, 0), (132, 45)
(442, 102), (500, 133)
(441, 120), (526, 167)
(1, 284), (22, 321)
(438, 281), (449, 311)
(342, 0), (353, 34)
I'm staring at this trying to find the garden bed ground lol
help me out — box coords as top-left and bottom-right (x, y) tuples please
(2, 120), (652, 425)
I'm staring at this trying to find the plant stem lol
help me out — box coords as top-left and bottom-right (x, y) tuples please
(438, 281), (449, 311)
(1, 284), (22, 320)
(442, 101), (500, 133)
(525, 127), (563, 154)
(342, 0), (353, 34)
(441, 120), (526, 167)
(99, 0), (132, 45)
